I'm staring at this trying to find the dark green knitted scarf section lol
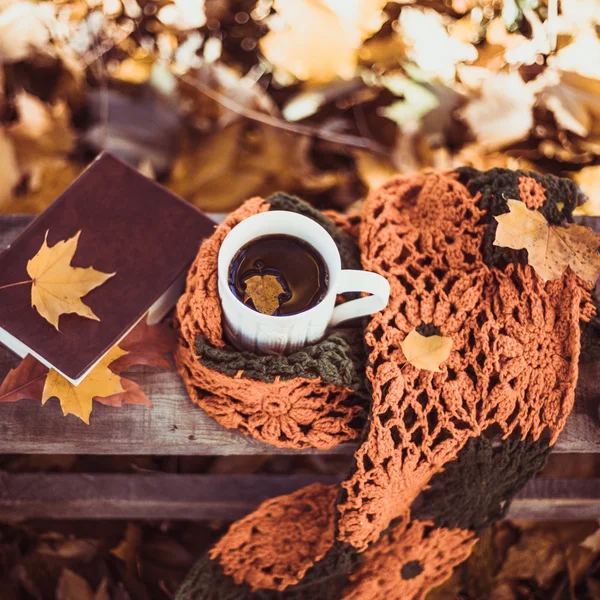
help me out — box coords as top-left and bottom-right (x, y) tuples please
(194, 193), (365, 388)
(196, 330), (364, 389)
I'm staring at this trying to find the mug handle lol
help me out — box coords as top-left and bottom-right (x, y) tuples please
(329, 270), (390, 328)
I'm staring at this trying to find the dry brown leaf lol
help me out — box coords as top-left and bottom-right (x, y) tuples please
(0, 317), (170, 417)
(26, 230), (115, 330)
(110, 55), (153, 84)
(56, 568), (110, 600)
(56, 568), (94, 600)
(96, 377), (152, 408)
(111, 523), (142, 576)
(581, 525), (600, 553)
(0, 159), (82, 215)
(457, 68), (535, 150)
(158, 0), (206, 30)
(398, 7), (477, 82)
(243, 273), (286, 316)
(497, 523), (598, 590)
(168, 122), (283, 212)
(535, 68), (600, 142)
(260, 0), (387, 83)
(400, 329), (453, 372)
(0, 90), (78, 213)
(0, 1), (55, 63)
(494, 199), (600, 284)
(354, 149), (399, 192)
(168, 122), (346, 212)
(8, 91), (77, 175)
(0, 130), (21, 207)
(109, 318), (175, 373)
(550, 30), (600, 80)
(574, 165), (600, 216)
(0, 354), (48, 403)
(37, 537), (99, 561)
(42, 346), (126, 424)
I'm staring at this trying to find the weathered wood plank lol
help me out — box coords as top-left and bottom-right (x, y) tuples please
(0, 474), (597, 521)
(0, 216), (599, 455)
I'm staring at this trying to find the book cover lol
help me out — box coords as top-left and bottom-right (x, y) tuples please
(0, 153), (215, 382)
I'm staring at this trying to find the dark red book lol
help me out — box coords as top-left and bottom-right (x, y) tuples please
(0, 153), (215, 384)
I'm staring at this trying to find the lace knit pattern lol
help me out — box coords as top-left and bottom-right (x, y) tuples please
(342, 520), (477, 600)
(175, 197), (366, 450)
(210, 483), (338, 591)
(336, 172), (593, 551)
(175, 170), (594, 600)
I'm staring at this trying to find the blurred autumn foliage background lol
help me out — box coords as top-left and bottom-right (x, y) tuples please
(1, 0), (599, 216)
(1, 0), (600, 599)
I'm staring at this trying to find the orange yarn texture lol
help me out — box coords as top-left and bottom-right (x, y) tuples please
(342, 520), (477, 600)
(336, 172), (593, 551)
(210, 483), (338, 591)
(175, 171), (594, 600)
(175, 198), (363, 450)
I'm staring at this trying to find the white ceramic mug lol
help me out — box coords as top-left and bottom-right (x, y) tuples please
(218, 211), (390, 354)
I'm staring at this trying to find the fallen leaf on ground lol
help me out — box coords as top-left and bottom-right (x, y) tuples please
(243, 273), (287, 315)
(0, 354), (48, 403)
(109, 318), (176, 373)
(111, 523), (142, 576)
(260, 0), (387, 83)
(494, 199), (600, 284)
(379, 75), (440, 128)
(0, 131), (21, 207)
(8, 91), (77, 183)
(96, 377), (153, 408)
(56, 568), (109, 600)
(0, 1), (56, 63)
(457, 68), (535, 150)
(398, 7), (477, 82)
(42, 346), (127, 424)
(26, 230), (115, 330)
(581, 525), (600, 553)
(157, 0), (207, 31)
(0, 318), (168, 417)
(400, 329), (453, 372)
(354, 149), (399, 191)
(574, 165), (600, 216)
(497, 522), (597, 589)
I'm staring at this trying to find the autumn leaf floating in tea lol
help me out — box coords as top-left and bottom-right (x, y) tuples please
(26, 231), (115, 330)
(494, 200), (600, 284)
(243, 273), (287, 316)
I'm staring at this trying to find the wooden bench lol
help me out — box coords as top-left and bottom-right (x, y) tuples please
(0, 215), (599, 522)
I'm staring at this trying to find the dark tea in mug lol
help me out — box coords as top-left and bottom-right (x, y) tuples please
(228, 234), (329, 316)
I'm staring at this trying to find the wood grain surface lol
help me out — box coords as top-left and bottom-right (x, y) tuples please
(0, 473), (597, 521)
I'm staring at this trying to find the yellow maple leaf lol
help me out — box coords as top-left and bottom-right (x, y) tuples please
(493, 199), (600, 284)
(42, 346), (126, 424)
(400, 329), (453, 373)
(243, 273), (286, 316)
(260, 0), (387, 83)
(26, 230), (115, 330)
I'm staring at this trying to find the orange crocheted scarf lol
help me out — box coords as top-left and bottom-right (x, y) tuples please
(175, 169), (593, 600)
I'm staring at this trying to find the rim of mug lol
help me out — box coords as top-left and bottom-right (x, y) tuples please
(217, 211), (342, 323)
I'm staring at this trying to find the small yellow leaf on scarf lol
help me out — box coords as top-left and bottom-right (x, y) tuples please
(400, 329), (453, 372)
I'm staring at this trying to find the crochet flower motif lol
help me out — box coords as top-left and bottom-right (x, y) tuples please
(345, 520), (476, 600)
(202, 378), (362, 449)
